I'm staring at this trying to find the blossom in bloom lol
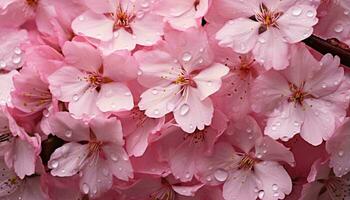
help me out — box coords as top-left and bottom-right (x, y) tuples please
(135, 27), (229, 133)
(251, 45), (350, 145)
(47, 112), (133, 198)
(48, 41), (137, 117)
(197, 116), (295, 200)
(72, 0), (164, 52)
(215, 0), (318, 70)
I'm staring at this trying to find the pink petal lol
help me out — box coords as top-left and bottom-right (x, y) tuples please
(89, 116), (123, 145)
(47, 112), (90, 142)
(252, 28), (289, 70)
(172, 183), (204, 197)
(96, 83), (134, 112)
(255, 136), (295, 165)
(99, 29), (136, 52)
(139, 84), (182, 118)
(0, 70), (18, 106)
(68, 89), (101, 117)
(103, 50), (138, 82)
(135, 49), (179, 88)
(251, 71), (290, 113)
(83, 0), (114, 13)
(193, 63), (229, 100)
(216, 18), (260, 54)
(265, 103), (304, 141)
(223, 170), (258, 200)
(300, 99), (336, 145)
(72, 11), (113, 41)
(299, 182), (324, 200)
(48, 66), (89, 102)
(132, 13), (164, 46)
(102, 144), (133, 181)
(79, 159), (113, 198)
(277, 5), (318, 43)
(48, 143), (89, 177)
(254, 161), (293, 200)
(62, 41), (102, 73)
(154, 0), (193, 17)
(174, 88), (214, 133)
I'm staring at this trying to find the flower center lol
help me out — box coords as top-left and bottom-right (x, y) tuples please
(174, 75), (197, 88)
(83, 73), (113, 89)
(113, 4), (135, 32)
(88, 140), (102, 156)
(288, 82), (310, 105)
(149, 178), (176, 200)
(238, 155), (256, 170)
(26, 0), (38, 7)
(255, 4), (283, 33)
(183, 129), (206, 144)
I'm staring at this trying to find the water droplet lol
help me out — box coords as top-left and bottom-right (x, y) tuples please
(206, 176), (212, 181)
(111, 153), (119, 161)
(292, 7), (302, 16)
(0, 60), (6, 68)
(141, 1), (149, 8)
(123, 154), (129, 161)
(18, 197), (22, 200)
(185, 172), (191, 179)
(125, 92), (131, 96)
(82, 183), (90, 194)
(136, 10), (144, 18)
(182, 52), (192, 62)
(51, 160), (59, 169)
(113, 31), (119, 38)
(199, 48), (204, 52)
(256, 153), (262, 159)
(258, 190), (265, 199)
(338, 150), (344, 157)
(263, 150), (267, 154)
(180, 104), (190, 116)
(137, 70), (143, 76)
(214, 169), (228, 182)
(228, 20), (234, 24)
(281, 136), (289, 141)
(240, 43), (246, 51)
(72, 94), (79, 102)
(151, 89), (158, 95)
(273, 193), (279, 197)
(321, 84), (327, 88)
(207, 81), (213, 87)
(198, 58), (204, 64)
(14, 47), (22, 55)
(344, 10), (349, 15)
(79, 16), (84, 21)
(272, 184), (279, 191)
(334, 24), (344, 33)
(189, 124), (194, 129)
(306, 10), (314, 17)
(65, 130), (72, 138)
(43, 109), (50, 117)
(79, 171), (83, 177)
(153, 109), (160, 115)
(258, 37), (266, 43)
(246, 128), (252, 133)
(334, 81), (339, 86)
(12, 56), (21, 64)
(271, 125), (277, 131)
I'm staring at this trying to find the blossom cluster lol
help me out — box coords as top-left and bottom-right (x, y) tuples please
(0, 0), (350, 199)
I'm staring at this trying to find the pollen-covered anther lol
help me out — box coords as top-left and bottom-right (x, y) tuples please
(88, 140), (102, 155)
(288, 82), (310, 105)
(113, 4), (135, 31)
(255, 3), (283, 29)
(238, 155), (256, 170)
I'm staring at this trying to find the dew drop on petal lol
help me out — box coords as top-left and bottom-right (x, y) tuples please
(306, 10), (314, 17)
(151, 89), (158, 95)
(185, 172), (191, 179)
(258, 190), (265, 199)
(344, 10), (349, 15)
(43, 109), (50, 117)
(258, 37), (266, 43)
(180, 104), (190, 116)
(12, 56), (21, 64)
(65, 130), (73, 138)
(14, 47), (22, 55)
(246, 128), (252, 133)
(182, 52), (192, 62)
(291, 7), (302, 16)
(137, 70), (143, 76)
(72, 94), (79, 102)
(111, 153), (119, 161)
(0, 60), (6, 68)
(51, 160), (59, 169)
(206, 176), (212, 181)
(113, 32), (119, 38)
(79, 16), (84, 21)
(82, 183), (90, 194)
(338, 150), (344, 157)
(334, 24), (344, 33)
(166, 102), (175, 111)
(214, 169), (228, 182)
(272, 184), (279, 191)
(256, 153), (262, 159)
(102, 168), (109, 176)
(153, 109), (160, 115)
(136, 10), (144, 18)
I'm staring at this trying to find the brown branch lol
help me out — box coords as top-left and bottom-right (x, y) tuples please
(303, 35), (350, 67)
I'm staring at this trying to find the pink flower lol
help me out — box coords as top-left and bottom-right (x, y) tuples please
(0, 106), (41, 179)
(299, 159), (350, 200)
(197, 116), (295, 200)
(252, 45), (350, 145)
(0, 157), (49, 200)
(135, 27), (229, 133)
(48, 41), (137, 117)
(72, 0), (164, 52)
(215, 0), (318, 70)
(47, 112), (133, 198)
(153, 0), (210, 31)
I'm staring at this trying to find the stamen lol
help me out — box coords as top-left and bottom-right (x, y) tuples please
(254, 3), (283, 33)
(113, 3), (135, 32)
(238, 155), (256, 170)
(183, 130), (206, 144)
(288, 82), (312, 106)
